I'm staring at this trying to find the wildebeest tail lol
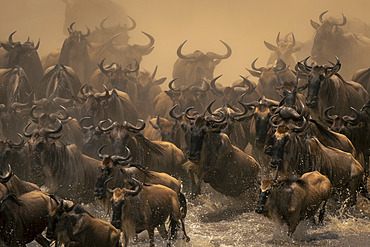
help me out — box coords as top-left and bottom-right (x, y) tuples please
(168, 216), (179, 241)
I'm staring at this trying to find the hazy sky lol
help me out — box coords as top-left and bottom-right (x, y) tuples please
(1, 0), (369, 85)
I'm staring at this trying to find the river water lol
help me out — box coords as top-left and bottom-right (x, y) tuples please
(106, 183), (370, 247)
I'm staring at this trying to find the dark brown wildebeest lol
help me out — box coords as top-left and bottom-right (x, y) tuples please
(184, 107), (260, 197)
(0, 32), (43, 96)
(88, 16), (136, 45)
(79, 85), (138, 125)
(351, 67), (370, 94)
(98, 119), (187, 179)
(154, 78), (210, 118)
(265, 117), (364, 205)
(0, 66), (32, 106)
(146, 115), (182, 145)
(109, 178), (190, 247)
(255, 171), (331, 236)
(310, 11), (370, 78)
(0, 190), (57, 247)
(173, 40), (232, 88)
(88, 58), (139, 97)
(296, 57), (368, 124)
(246, 58), (296, 101)
(24, 119), (100, 203)
(39, 64), (81, 100)
(264, 32), (303, 69)
(46, 200), (120, 247)
(59, 22), (92, 83)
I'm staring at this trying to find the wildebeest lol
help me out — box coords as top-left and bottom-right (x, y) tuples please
(0, 66), (32, 105)
(246, 58), (296, 101)
(109, 178), (189, 247)
(98, 119), (187, 179)
(255, 171), (331, 236)
(88, 16), (136, 45)
(0, 32), (43, 95)
(0, 190), (56, 246)
(184, 106), (260, 197)
(47, 200), (120, 247)
(310, 11), (370, 78)
(296, 57), (368, 124)
(173, 40), (232, 88)
(79, 85), (138, 125)
(39, 64), (81, 99)
(264, 32), (302, 68)
(24, 119), (100, 202)
(265, 118), (363, 205)
(59, 23), (92, 83)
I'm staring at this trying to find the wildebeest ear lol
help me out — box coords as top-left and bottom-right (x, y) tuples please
(1, 43), (13, 51)
(264, 41), (278, 51)
(310, 20), (320, 30)
(164, 90), (179, 101)
(246, 69), (261, 78)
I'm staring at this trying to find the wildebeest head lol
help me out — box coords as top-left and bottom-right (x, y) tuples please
(46, 198), (65, 240)
(89, 16), (136, 44)
(98, 59), (139, 91)
(165, 78), (210, 112)
(149, 116), (179, 143)
(173, 40), (232, 87)
(79, 117), (107, 156)
(242, 96), (279, 147)
(94, 145), (131, 200)
(108, 178), (142, 229)
(264, 32), (302, 67)
(296, 56), (341, 108)
(186, 103), (227, 162)
(310, 11), (348, 64)
(1, 32), (42, 89)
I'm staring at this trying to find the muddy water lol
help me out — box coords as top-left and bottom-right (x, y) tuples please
(116, 183), (370, 247)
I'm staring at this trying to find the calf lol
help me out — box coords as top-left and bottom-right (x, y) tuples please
(255, 171), (331, 236)
(47, 201), (120, 247)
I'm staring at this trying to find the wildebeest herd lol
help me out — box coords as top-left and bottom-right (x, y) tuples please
(0, 4), (369, 246)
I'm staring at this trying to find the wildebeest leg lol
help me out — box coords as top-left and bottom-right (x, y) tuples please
(319, 200), (327, 224)
(35, 235), (50, 247)
(157, 224), (168, 239)
(189, 170), (201, 198)
(181, 219), (190, 242)
(148, 228), (155, 247)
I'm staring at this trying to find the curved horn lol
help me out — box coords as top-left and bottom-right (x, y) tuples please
(137, 32), (154, 52)
(319, 10), (328, 23)
(79, 117), (94, 131)
(8, 31), (18, 46)
(124, 60), (139, 74)
(303, 56), (312, 69)
(206, 40), (232, 60)
(206, 110), (226, 124)
(126, 16), (136, 31)
(44, 119), (63, 135)
(231, 101), (249, 120)
(156, 115), (162, 129)
(68, 22), (76, 34)
(57, 105), (69, 121)
(32, 39), (40, 50)
(336, 13), (347, 26)
(97, 145), (106, 159)
(125, 119), (145, 132)
(7, 133), (25, 148)
(177, 40), (192, 59)
(239, 75), (256, 95)
(206, 100), (217, 116)
(210, 75), (224, 96)
(269, 114), (282, 128)
(79, 84), (90, 99)
(30, 105), (39, 123)
(169, 104), (184, 121)
(104, 177), (114, 194)
(98, 58), (109, 75)
(99, 16), (109, 30)
(98, 119), (114, 132)
(273, 59), (287, 72)
(276, 32), (281, 44)
(111, 147), (131, 164)
(251, 58), (264, 72)
(168, 78), (180, 91)
(124, 178), (142, 196)
(324, 106), (337, 122)
(23, 123), (33, 138)
(343, 107), (360, 124)
(82, 25), (90, 37)
(185, 107), (196, 120)
(288, 116), (308, 132)
(291, 33), (296, 47)
(0, 165), (13, 184)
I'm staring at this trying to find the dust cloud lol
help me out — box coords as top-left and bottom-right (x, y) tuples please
(1, 0), (369, 85)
